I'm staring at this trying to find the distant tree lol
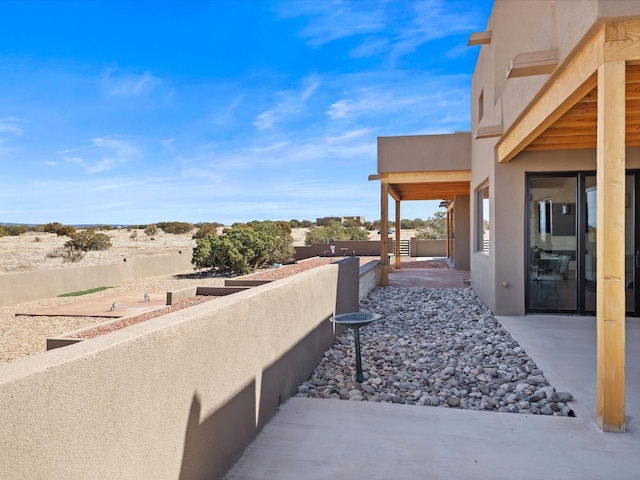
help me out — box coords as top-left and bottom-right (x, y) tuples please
(65, 230), (112, 252)
(144, 224), (158, 237)
(304, 220), (369, 245)
(5, 225), (27, 236)
(400, 219), (415, 229)
(289, 219), (301, 228)
(300, 220), (313, 228)
(192, 223), (219, 239)
(0, 226), (8, 237)
(343, 218), (362, 228)
(192, 221), (295, 274)
(159, 221), (193, 234)
(416, 211), (447, 240)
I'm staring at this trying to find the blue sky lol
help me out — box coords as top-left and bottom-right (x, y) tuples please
(0, 0), (492, 226)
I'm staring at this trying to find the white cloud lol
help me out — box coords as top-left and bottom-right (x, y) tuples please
(280, 1), (386, 47)
(62, 136), (141, 174)
(102, 69), (161, 97)
(0, 116), (25, 136)
(253, 77), (321, 130)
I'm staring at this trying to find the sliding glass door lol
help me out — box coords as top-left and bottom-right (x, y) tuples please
(527, 172), (638, 315)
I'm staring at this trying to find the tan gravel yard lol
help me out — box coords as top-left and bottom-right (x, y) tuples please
(0, 256), (368, 365)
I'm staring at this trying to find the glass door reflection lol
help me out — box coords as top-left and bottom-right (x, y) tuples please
(528, 176), (578, 311)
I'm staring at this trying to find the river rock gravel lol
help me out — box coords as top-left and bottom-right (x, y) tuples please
(296, 287), (575, 417)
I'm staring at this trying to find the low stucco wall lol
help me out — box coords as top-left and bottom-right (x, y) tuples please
(0, 257), (360, 480)
(410, 239), (446, 257)
(295, 241), (392, 260)
(0, 253), (194, 307)
(359, 260), (381, 302)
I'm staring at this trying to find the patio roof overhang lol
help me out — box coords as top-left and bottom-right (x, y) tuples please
(368, 171), (471, 202)
(496, 21), (640, 162)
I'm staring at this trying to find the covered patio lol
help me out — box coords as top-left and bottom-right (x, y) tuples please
(369, 132), (472, 286)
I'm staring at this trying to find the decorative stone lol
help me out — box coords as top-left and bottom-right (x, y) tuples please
(294, 287), (575, 417)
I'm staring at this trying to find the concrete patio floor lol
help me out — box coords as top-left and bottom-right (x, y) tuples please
(226, 265), (640, 479)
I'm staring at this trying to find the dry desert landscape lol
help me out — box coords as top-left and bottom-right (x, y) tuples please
(0, 226), (415, 364)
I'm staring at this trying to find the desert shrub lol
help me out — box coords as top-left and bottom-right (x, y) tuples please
(129, 230), (138, 240)
(158, 221), (193, 234)
(65, 230), (112, 252)
(34, 236), (42, 242)
(43, 222), (76, 237)
(300, 220), (313, 228)
(415, 212), (447, 240)
(5, 225), (27, 236)
(46, 246), (84, 262)
(304, 220), (369, 245)
(0, 226), (8, 237)
(192, 223), (219, 239)
(192, 221), (295, 274)
(57, 225), (76, 237)
(62, 246), (85, 262)
(144, 224), (158, 237)
(289, 219), (300, 228)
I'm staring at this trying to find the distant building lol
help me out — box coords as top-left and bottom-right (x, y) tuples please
(315, 216), (364, 226)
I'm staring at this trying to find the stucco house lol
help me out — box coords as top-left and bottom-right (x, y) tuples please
(371, 0), (640, 432)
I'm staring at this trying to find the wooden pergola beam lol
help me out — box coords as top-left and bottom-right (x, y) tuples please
(380, 170), (471, 184)
(380, 183), (389, 287)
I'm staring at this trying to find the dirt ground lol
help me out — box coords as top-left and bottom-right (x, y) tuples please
(0, 227), (417, 274)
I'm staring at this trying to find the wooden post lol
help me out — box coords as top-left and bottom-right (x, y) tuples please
(380, 183), (389, 286)
(395, 200), (401, 270)
(596, 59), (626, 432)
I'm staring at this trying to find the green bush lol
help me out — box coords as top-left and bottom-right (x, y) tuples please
(192, 221), (295, 275)
(5, 225), (27, 236)
(42, 222), (76, 237)
(192, 223), (219, 239)
(0, 226), (8, 237)
(65, 230), (112, 252)
(158, 221), (193, 234)
(144, 224), (158, 237)
(304, 220), (369, 245)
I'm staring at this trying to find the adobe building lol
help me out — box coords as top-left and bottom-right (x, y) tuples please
(371, 0), (640, 432)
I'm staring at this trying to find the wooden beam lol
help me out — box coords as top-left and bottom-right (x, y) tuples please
(395, 200), (401, 270)
(603, 21), (640, 62)
(388, 184), (401, 202)
(380, 170), (471, 184)
(468, 31), (491, 46)
(596, 59), (626, 433)
(506, 49), (559, 78)
(496, 27), (604, 163)
(380, 183), (389, 287)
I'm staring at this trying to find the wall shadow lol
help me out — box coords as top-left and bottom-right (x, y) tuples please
(179, 383), (256, 480)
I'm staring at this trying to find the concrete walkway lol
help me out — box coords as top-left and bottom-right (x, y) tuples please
(226, 270), (640, 479)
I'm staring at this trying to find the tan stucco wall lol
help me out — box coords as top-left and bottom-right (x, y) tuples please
(377, 132), (471, 173)
(412, 239), (446, 257)
(454, 195), (470, 270)
(0, 253), (194, 307)
(295, 241), (392, 260)
(0, 257), (359, 480)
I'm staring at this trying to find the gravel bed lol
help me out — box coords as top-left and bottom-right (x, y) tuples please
(296, 287), (576, 417)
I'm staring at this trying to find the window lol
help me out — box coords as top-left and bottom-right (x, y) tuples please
(478, 89), (484, 122)
(477, 184), (490, 253)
